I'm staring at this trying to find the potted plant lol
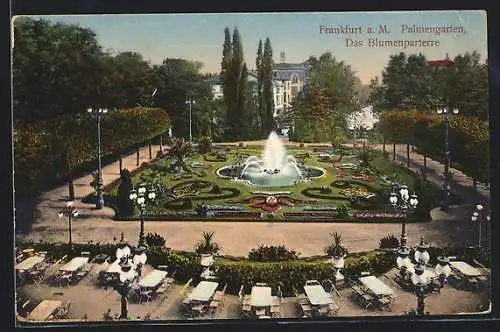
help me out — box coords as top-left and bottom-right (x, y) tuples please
(324, 232), (348, 261)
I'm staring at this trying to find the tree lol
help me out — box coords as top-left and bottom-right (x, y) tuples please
(262, 38), (274, 133)
(154, 58), (212, 138)
(117, 169), (134, 217)
(256, 40), (264, 135)
(447, 52), (488, 119)
(221, 28), (234, 138)
(220, 27), (249, 140)
(12, 18), (104, 121)
(167, 138), (193, 169)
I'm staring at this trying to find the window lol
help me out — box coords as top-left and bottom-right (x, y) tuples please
(274, 71), (277, 77)
(292, 74), (298, 84)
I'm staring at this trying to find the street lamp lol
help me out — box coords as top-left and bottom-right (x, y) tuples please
(58, 201), (79, 250)
(389, 183), (419, 247)
(129, 183), (156, 247)
(185, 98), (196, 142)
(114, 243), (147, 320)
(397, 241), (451, 316)
(436, 108), (459, 212)
(471, 204), (490, 248)
(87, 108), (108, 209)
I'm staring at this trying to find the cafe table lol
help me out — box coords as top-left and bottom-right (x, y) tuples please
(16, 256), (45, 271)
(59, 257), (89, 272)
(28, 300), (63, 321)
(303, 284), (332, 306)
(187, 281), (219, 302)
(138, 269), (168, 289)
(358, 276), (394, 297)
(250, 286), (273, 307)
(450, 261), (483, 277)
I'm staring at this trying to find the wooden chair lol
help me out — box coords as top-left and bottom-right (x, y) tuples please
(300, 304), (313, 317)
(209, 301), (219, 316)
(138, 290), (153, 304)
(54, 301), (71, 319)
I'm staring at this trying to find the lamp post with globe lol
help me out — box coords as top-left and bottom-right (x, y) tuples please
(436, 108), (459, 212)
(129, 183), (156, 248)
(471, 204), (490, 248)
(87, 107), (108, 209)
(389, 183), (419, 247)
(396, 239), (452, 316)
(58, 201), (79, 250)
(114, 243), (148, 320)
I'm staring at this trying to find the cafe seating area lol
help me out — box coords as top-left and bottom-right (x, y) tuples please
(16, 249), (51, 286)
(180, 280), (227, 318)
(240, 283), (282, 319)
(51, 254), (92, 286)
(349, 273), (394, 311)
(295, 280), (339, 318)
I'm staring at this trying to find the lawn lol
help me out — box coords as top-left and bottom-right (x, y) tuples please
(103, 146), (443, 220)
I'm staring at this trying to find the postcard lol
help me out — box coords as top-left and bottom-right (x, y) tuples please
(12, 10), (490, 325)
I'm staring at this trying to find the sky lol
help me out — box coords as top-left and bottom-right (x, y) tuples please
(16, 11), (488, 84)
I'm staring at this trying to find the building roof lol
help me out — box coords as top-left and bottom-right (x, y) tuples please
(203, 76), (222, 85)
(273, 62), (308, 70)
(427, 59), (454, 67)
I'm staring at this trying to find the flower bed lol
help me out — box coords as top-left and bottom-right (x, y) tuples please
(282, 212), (339, 220)
(302, 206), (337, 211)
(213, 211), (262, 219)
(353, 211), (405, 222)
(205, 205), (242, 211)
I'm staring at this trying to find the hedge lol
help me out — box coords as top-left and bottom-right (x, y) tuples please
(13, 107), (170, 197)
(16, 240), (490, 297)
(378, 110), (489, 183)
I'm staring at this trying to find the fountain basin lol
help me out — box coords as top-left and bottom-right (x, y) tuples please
(216, 165), (325, 187)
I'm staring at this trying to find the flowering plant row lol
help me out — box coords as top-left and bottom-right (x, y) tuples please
(352, 211), (405, 219)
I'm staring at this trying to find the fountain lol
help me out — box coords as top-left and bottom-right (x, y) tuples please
(217, 132), (325, 187)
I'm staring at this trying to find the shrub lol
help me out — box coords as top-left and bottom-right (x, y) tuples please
(336, 204), (350, 218)
(145, 232), (166, 247)
(209, 184), (221, 194)
(379, 235), (400, 249)
(198, 136), (212, 154)
(14, 107), (171, 197)
(320, 185), (332, 194)
(299, 143), (305, 148)
(117, 169), (134, 217)
(216, 251), (394, 295)
(248, 245), (299, 262)
(238, 142), (244, 148)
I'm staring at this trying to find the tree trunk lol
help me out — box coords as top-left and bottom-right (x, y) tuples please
(68, 175), (75, 201)
(159, 134), (163, 153)
(119, 154), (123, 173)
(393, 143), (396, 161)
(136, 146), (140, 166)
(406, 144), (410, 167)
(423, 154), (427, 170)
(382, 137), (386, 153)
(148, 140), (152, 159)
(472, 178), (478, 203)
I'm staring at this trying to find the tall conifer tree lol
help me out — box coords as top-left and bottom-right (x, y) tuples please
(256, 40), (264, 135)
(262, 37), (274, 133)
(221, 28), (233, 138)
